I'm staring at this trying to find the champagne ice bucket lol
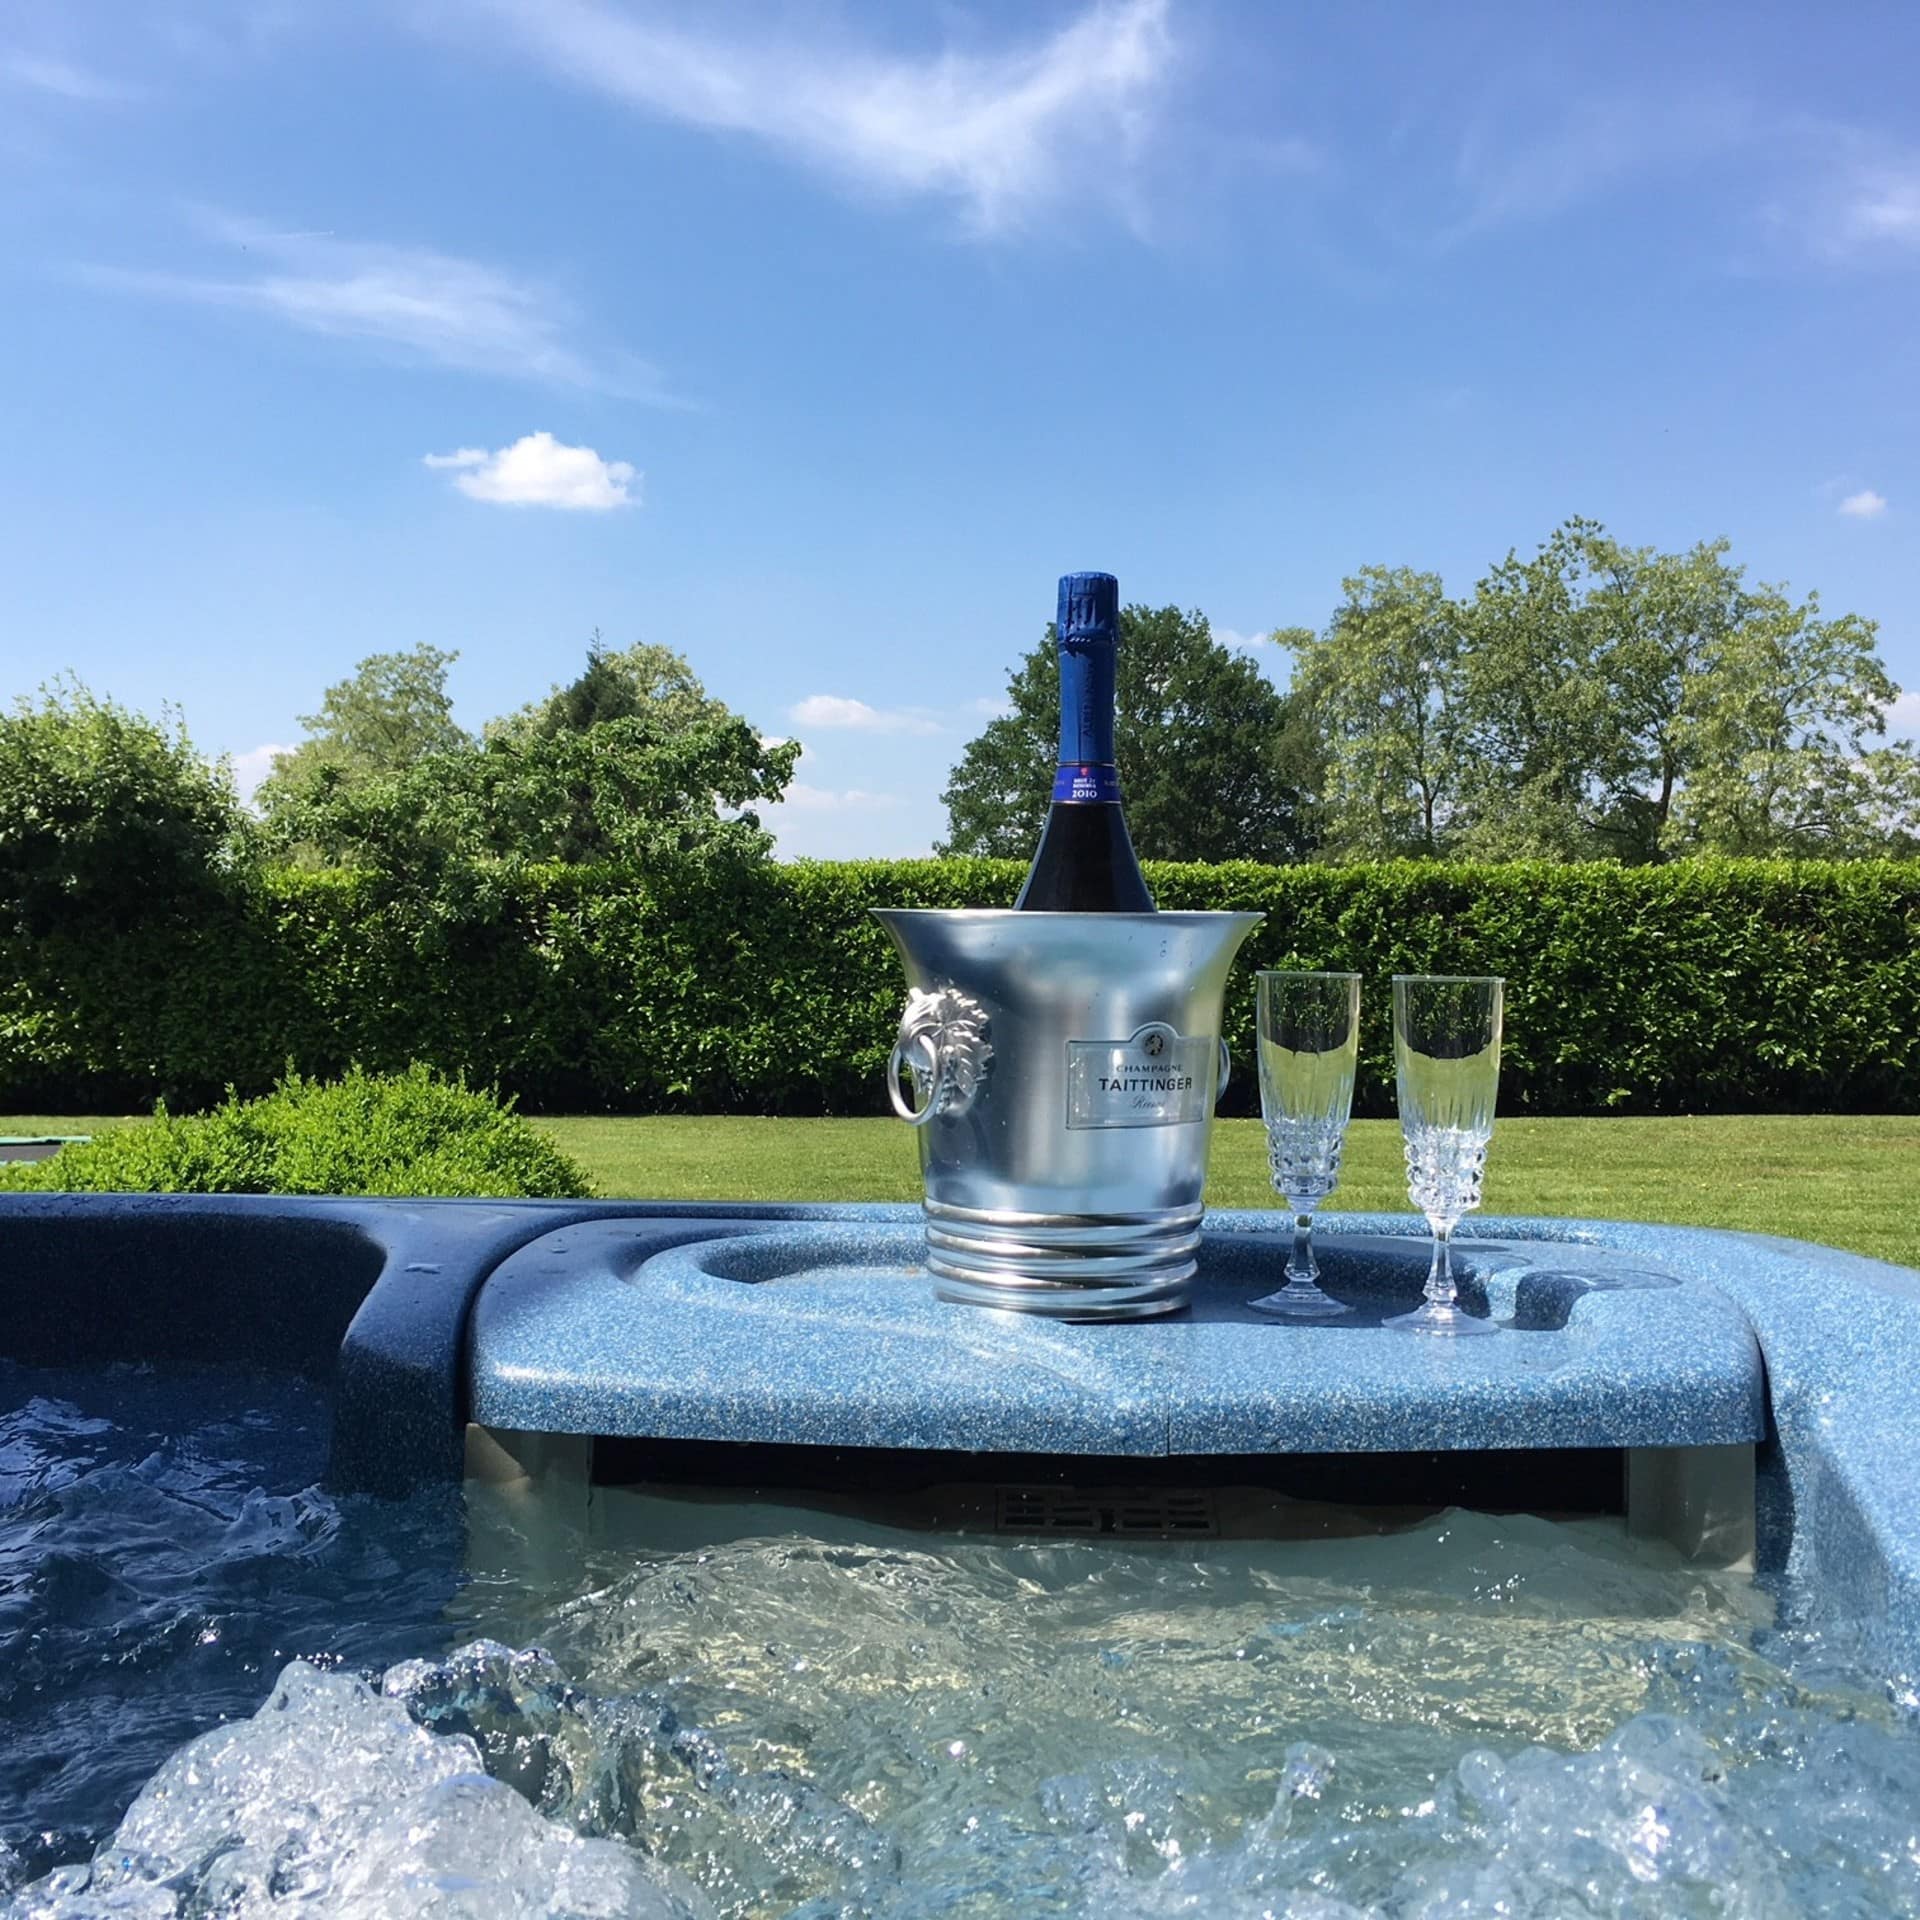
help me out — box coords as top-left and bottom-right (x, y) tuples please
(875, 909), (1263, 1319)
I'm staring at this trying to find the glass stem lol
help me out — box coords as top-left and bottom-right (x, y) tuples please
(1286, 1211), (1317, 1286)
(1424, 1219), (1457, 1309)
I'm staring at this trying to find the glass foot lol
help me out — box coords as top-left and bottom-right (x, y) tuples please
(1384, 1300), (1498, 1336)
(1248, 1279), (1352, 1320)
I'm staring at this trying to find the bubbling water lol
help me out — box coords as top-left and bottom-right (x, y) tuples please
(432, 1500), (1920, 1917)
(6, 1368), (1920, 1918)
(13, 1605), (1920, 1919)
(4, 1660), (706, 1920)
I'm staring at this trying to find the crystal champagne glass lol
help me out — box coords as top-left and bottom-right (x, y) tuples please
(1249, 970), (1362, 1319)
(1387, 975), (1503, 1335)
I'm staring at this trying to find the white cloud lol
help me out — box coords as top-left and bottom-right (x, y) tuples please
(1, 51), (136, 101)
(774, 783), (901, 813)
(423, 432), (638, 510)
(81, 214), (659, 394)
(1886, 692), (1920, 740)
(451, 0), (1175, 233)
(1214, 626), (1272, 652)
(970, 695), (1012, 719)
(765, 781), (932, 859)
(790, 694), (941, 735)
(1839, 489), (1888, 519)
(229, 743), (294, 807)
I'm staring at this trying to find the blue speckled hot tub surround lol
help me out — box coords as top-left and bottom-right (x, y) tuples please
(467, 1220), (1765, 1457)
(4, 1193), (1920, 1666)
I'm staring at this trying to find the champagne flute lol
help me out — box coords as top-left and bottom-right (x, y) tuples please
(1249, 970), (1362, 1319)
(1386, 975), (1503, 1335)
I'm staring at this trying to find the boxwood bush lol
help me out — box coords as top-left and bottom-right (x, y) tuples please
(0, 1064), (595, 1197)
(1, 858), (1914, 1117)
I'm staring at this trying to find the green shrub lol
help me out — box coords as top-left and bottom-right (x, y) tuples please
(0, 1064), (594, 1198)
(1, 858), (1915, 1117)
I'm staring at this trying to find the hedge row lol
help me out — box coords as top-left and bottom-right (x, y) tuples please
(2, 858), (1915, 1116)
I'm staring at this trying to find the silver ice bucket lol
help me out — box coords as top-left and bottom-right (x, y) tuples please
(875, 909), (1263, 1319)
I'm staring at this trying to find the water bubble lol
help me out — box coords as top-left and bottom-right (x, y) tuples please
(5, 1661), (708, 1918)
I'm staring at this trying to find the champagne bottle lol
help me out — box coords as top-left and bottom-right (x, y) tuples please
(1014, 572), (1155, 912)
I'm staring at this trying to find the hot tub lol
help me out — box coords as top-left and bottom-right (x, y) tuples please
(3, 1193), (1918, 1916)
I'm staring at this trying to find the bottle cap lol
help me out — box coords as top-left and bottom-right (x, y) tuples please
(1057, 572), (1119, 646)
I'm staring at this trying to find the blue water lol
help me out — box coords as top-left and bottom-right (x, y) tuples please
(5, 1360), (1920, 1918)
(0, 1362), (462, 1887)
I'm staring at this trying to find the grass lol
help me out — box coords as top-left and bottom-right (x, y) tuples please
(7, 1111), (1916, 1270)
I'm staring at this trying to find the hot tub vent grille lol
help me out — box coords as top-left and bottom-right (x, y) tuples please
(994, 1486), (1218, 1537)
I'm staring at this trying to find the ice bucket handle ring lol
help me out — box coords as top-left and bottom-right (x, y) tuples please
(886, 985), (992, 1128)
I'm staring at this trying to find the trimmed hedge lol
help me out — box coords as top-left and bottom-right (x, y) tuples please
(1, 858), (1915, 1116)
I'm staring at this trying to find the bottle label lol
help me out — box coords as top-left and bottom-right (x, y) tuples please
(1052, 764), (1122, 805)
(1065, 1023), (1215, 1129)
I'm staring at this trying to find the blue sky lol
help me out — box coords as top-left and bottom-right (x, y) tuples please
(1, 0), (1915, 857)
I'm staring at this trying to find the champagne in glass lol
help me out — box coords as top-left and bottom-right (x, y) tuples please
(1386, 975), (1503, 1337)
(1249, 970), (1361, 1319)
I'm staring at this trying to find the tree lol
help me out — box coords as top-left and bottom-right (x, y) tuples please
(0, 680), (247, 937)
(266, 716), (800, 872)
(1290, 523), (1920, 862)
(267, 720), (801, 872)
(1453, 522), (1628, 860)
(1668, 584), (1920, 857)
(257, 644), (470, 816)
(1285, 568), (1467, 859)
(1467, 525), (1920, 860)
(263, 634), (797, 872)
(940, 606), (1320, 863)
(489, 636), (737, 742)
(1563, 530), (1750, 861)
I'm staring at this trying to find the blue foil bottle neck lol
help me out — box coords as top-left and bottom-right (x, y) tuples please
(1054, 571), (1120, 803)
(1056, 638), (1117, 770)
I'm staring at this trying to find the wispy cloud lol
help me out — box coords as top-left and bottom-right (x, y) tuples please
(424, 432), (638, 509)
(0, 50), (137, 102)
(790, 694), (941, 735)
(1214, 626), (1272, 652)
(1764, 128), (1920, 265)
(1365, 88), (1920, 273)
(1886, 692), (1920, 741)
(80, 214), (660, 394)
(447, 0), (1176, 233)
(1839, 488), (1888, 519)
(1443, 92), (1752, 241)
(1836, 165), (1920, 248)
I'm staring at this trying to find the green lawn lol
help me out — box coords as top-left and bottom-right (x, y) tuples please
(7, 1111), (1913, 1269)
